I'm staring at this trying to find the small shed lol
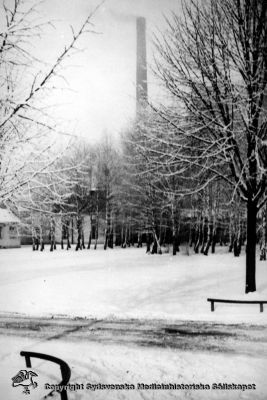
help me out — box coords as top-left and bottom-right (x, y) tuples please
(0, 208), (21, 248)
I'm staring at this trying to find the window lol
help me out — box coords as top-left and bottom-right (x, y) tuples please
(9, 225), (17, 239)
(0, 226), (2, 239)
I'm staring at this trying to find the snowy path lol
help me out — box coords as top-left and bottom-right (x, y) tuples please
(0, 315), (267, 356)
(0, 315), (267, 400)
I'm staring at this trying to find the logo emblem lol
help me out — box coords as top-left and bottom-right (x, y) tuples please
(11, 370), (38, 394)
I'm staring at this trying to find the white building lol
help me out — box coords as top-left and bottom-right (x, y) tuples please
(0, 208), (21, 248)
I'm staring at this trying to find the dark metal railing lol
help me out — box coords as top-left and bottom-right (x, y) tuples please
(20, 351), (71, 400)
(207, 298), (267, 312)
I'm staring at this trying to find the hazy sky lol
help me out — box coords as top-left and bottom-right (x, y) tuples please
(39, 0), (180, 142)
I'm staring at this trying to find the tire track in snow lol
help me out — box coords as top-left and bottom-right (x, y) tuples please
(0, 314), (266, 357)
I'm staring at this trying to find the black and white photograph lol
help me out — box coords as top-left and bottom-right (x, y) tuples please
(0, 0), (267, 399)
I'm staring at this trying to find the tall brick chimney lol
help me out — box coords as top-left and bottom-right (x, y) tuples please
(136, 17), (148, 113)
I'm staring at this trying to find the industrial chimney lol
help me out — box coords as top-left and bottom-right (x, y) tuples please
(136, 17), (148, 113)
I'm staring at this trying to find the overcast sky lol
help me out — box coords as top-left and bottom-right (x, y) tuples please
(39, 0), (180, 142)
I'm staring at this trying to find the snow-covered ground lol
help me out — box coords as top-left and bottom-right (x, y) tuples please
(1, 333), (266, 400)
(0, 246), (267, 399)
(0, 246), (266, 323)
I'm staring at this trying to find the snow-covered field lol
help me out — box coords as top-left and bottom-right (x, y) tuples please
(0, 246), (267, 400)
(1, 333), (266, 400)
(0, 246), (266, 323)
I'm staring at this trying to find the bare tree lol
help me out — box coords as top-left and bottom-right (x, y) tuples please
(154, 0), (267, 293)
(94, 135), (123, 250)
(0, 0), (102, 205)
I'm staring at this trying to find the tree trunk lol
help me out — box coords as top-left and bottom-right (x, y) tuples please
(171, 204), (178, 255)
(108, 229), (114, 248)
(112, 216), (116, 247)
(121, 225), (125, 248)
(152, 229), (162, 254)
(66, 219), (71, 250)
(137, 230), (142, 247)
(204, 218), (213, 256)
(87, 215), (92, 249)
(211, 213), (217, 253)
(176, 222), (180, 252)
(76, 234), (81, 251)
(71, 217), (74, 245)
(94, 221), (98, 250)
(81, 229), (85, 249)
(76, 216), (83, 251)
(200, 216), (206, 253)
(35, 235), (39, 251)
(245, 201), (257, 293)
(194, 218), (200, 253)
(128, 219), (132, 247)
(228, 216), (234, 252)
(104, 224), (108, 250)
(211, 226), (216, 254)
(122, 225), (127, 248)
(108, 211), (114, 248)
(50, 217), (56, 252)
(104, 224), (109, 250)
(146, 232), (151, 253)
(32, 228), (36, 251)
(61, 221), (64, 250)
(40, 225), (44, 251)
(151, 236), (157, 254)
(189, 219), (193, 247)
(104, 191), (111, 250)
(260, 205), (267, 261)
(94, 192), (99, 250)
(87, 231), (92, 250)
(173, 228), (177, 255)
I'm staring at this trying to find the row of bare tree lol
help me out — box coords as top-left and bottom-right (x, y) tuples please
(2, 1), (267, 295)
(122, 0), (267, 294)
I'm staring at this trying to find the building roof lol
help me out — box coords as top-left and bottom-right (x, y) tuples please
(0, 208), (20, 224)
